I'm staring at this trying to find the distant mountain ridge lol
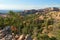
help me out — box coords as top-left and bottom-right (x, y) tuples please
(0, 10), (23, 13)
(20, 7), (60, 15)
(0, 7), (60, 14)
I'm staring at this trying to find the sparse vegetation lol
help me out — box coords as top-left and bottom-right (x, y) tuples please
(0, 7), (60, 40)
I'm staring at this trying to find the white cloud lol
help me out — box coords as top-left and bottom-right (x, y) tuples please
(0, 4), (20, 10)
(0, 4), (60, 10)
(0, 4), (41, 10)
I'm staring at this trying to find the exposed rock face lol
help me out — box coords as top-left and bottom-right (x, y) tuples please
(25, 34), (32, 40)
(48, 33), (55, 38)
(18, 34), (25, 40)
(43, 7), (60, 12)
(15, 35), (19, 39)
(18, 34), (33, 40)
(33, 37), (37, 40)
(0, 28), (33, 40)
(0, 7), (60, 16)
(0, 26), (12, 40)
(20, 7), (60, 15)
(0, 14), (7, 18)
(42, 29), (48, 34)
(39, 15), (44, 20)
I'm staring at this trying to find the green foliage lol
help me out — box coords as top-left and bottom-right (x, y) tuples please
(0, 11), (59, 40)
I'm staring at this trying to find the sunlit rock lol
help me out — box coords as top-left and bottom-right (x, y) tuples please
(42, 29), (48, 34)
(39, 15), (44, 20)
(48, 33), (55, 38)
(33, 37), (37, 40)
(18, 34), (25, 40)
(15, 34), (19, 40)
(25, 34), (32, 40)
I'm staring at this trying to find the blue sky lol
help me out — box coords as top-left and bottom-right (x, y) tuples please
(0, 0), (60, 10)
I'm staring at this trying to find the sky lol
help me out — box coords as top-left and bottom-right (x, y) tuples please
(0, 0), (60, 10)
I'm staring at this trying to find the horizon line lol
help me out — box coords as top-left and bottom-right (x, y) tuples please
(0, 7), (60, 10)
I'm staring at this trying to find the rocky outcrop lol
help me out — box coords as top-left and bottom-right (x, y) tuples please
(18, 34), (32, 40)
(0, 26), (12, 40)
